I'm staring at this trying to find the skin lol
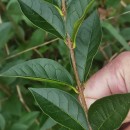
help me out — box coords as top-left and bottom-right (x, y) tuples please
(84, 51), (130, 129)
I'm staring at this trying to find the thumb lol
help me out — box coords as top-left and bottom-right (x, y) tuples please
(84, 51), (130, 123)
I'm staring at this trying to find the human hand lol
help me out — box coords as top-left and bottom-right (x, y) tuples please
(84, 51), (130, 128)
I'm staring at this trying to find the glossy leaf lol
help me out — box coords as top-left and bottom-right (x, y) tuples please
(66, 0), (95, 46)
(88, 94), (130, 130)
(75, 11), (102, 82)
(29, 88), (88, 130)
(102, 21), (130, 50)
(0, 59), (76, 91)
(18, 0), (65, 39)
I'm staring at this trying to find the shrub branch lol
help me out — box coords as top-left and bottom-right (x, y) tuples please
(66, 35), (92, 130)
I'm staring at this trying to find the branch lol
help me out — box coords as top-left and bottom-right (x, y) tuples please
(4, 38), (59, 61)
(16, 85), (40, 125)
(62, 0), (66, 18)
(0, 84), (11, 96)
(0, 0), (25, 43)
(16, 85), (31, 112)
(66, 35), (92, 130)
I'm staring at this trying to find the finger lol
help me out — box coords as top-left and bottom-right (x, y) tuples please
(84, 51), (130, 108)
(84, 51), (130, 124)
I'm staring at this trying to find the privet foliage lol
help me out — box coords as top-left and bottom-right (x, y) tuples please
(1, 0), (130, 130)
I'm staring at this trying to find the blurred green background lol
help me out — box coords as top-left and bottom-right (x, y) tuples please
(0, 0), (130, 130)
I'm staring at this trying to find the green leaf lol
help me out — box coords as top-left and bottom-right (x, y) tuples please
(75, 11), (102, 82)
(102, 21), (130, 50)
(121, 28), (130, 41)
(66, 0), (95, 46)
(41, 118), (57, 130)
(58, 127), (69, 130)
(29, 88), (88, 130)
(42, 0), (72, 8)
(41, 0), (72, 16)
(0, 114), (5, 130)
(28, 29), (45, 47)
(41, 0), (63, 16)
(18, 112), (39, 128)
(0, 58), (76, 92)
(88, 94), (130, 130)
(18, 0), (65, 39)
(11, 123), (28, 130)
(43, 0), (60, 5)
(106, 0), (120, 7)
(0, 22), (14, 49)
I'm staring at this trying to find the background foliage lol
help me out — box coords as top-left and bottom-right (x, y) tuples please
(0, 0), (130, 130)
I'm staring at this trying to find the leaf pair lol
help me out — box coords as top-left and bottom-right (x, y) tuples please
(1, 1), (102, 130)
(18, 0), (95, 45)
(18, 0), (102, 82)
(0, 58), (88, 129)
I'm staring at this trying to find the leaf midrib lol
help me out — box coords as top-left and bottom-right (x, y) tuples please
(0, 75), (77, 93)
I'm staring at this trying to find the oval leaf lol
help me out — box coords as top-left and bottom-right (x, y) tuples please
(18, 0), (65, 39)
(0, 58), (75, 91)
(29, 88), (89, 130)
(88, 94), (130, 130)
(75, 10), (102, 82)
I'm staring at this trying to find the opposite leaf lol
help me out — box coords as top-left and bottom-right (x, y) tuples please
(0, 58), (75, 91)
(88, 94), (130, 130)
(29, 88), (89, 130)
(18, 0), (65, 39)
(75, 10), (102, 82)
(66, 0), (95, 46)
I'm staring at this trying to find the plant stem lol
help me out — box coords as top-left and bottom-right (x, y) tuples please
(4, 38), (59, 61)
(66, 35), (92, 130)
(62, 0), (66, 18)
(62, 1), (91, 129)
(16, 85), (40, 125)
